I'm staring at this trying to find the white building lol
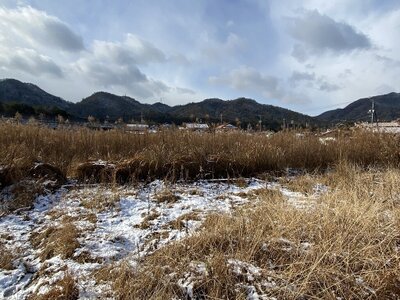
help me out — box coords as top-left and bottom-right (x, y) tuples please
(125, 124), (149, 132)
(183, 123), (209, 131)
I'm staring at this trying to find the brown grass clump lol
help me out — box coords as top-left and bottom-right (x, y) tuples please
(30, 272), (79, 300)
(246, 188), (284, 201)
(235, 177), (248, 188)
(137, 211), (161, 229)
(80, 188), (120, 211)
(0, 165), (15, 188)
(154, 189), (180, 203)
(28, 163), (67, 187)
(187, 188), (204, 196)
(102, 166), (400, 299)
(84, 212), (98, 224)
(4, 180), (45, 213)
(74, 251), (103, 264)
(279, 173), (318, 195)
(75, 161), (115, 183)
(0, 244), (14, 270)
(167, 212), (201, 230)
(30, 219), (81, 261)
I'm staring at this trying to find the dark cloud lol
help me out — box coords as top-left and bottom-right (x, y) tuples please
(0, 47), (63, 77)
(209, 66), (279, 96)
(290, 71), (315, 84)
(289, 70), (341, 92)
(375, 54), (400, 68)
(291, 44), (309, 62)
(74, 54), (169, 99)
(286, 10), (371, 56)
(318, 80), (340, 92)
(76, 61), (146, 86)
(69, 32), (177, 99)
(41, 18), (84, 51)
(175, 87), (196, 95)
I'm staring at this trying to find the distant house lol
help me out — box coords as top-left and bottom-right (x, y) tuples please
(125, 124), (149, 132)
(319, 129), (339, 138)
(357, 121), (400, 134)
(86, 123), (114, 131)
(183, 123), (209, 131)
(216, 123), (238, 131)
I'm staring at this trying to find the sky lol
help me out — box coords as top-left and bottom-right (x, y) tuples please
(0, 0), (399, 115)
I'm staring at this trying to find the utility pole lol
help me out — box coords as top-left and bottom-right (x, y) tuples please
(258, 115), (262, 132)
(371, 99), (375, 124)
(220, 113), (223, 124)
(368, 98), (377, 126)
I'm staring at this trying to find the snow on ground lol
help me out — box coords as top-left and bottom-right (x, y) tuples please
(0, 178), (327, 299)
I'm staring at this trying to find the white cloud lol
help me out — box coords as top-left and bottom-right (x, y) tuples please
(209, 66), (307, 104)
(0, 6), (84, 52)
(92, 34), (166, 65)
(202, 32), (245, 61)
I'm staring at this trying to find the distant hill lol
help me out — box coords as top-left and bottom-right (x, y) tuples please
(0, 78), (320, 129)
(168, 98), (315, 129)
(0, 79), (71, 110)
(71, 94), (315, 129)
(317, 92), (400, 123)
(69, 92), (174, 123)
(151, 102), (171, 113)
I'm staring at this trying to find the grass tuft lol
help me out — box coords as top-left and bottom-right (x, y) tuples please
(0, 244), (14, 270)
(154, 189), (180, 203)
(29, 272), (79, 300)
(30, 218), (81, 261)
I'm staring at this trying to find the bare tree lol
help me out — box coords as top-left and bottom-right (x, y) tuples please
(87, 115), (96, 124)
(14, 112), (22, 124)
(57, 114), (65, 124)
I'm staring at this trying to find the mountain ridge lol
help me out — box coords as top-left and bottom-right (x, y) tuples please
(0, 79), (317, 129)
(2, 78), (399, 128)
(317, 92), (400, 123)
(0, 78), (72, 110)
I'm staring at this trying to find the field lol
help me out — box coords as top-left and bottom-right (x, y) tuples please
(1, 123), (400, 299)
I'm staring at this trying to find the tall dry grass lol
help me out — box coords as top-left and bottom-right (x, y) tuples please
(98, 165), (400, 299)
(1, 122), (400, 181)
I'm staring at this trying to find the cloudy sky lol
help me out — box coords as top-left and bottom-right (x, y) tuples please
(0, 0), (399, 115)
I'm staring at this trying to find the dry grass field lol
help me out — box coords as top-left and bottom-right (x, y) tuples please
(1, 122), (400, 181)
(1, 122), (400, 299)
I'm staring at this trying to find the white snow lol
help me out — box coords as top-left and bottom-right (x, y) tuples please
(0, 178), (269, 299)
(0, 176), (325, 299)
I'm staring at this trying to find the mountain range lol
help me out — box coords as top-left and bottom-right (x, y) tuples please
(317, 92), (400, 123)
(0, 78), (399, 129)
(0, 79), (316, 130)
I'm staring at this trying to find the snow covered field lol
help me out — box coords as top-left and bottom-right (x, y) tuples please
(0, 177), (322, 299)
